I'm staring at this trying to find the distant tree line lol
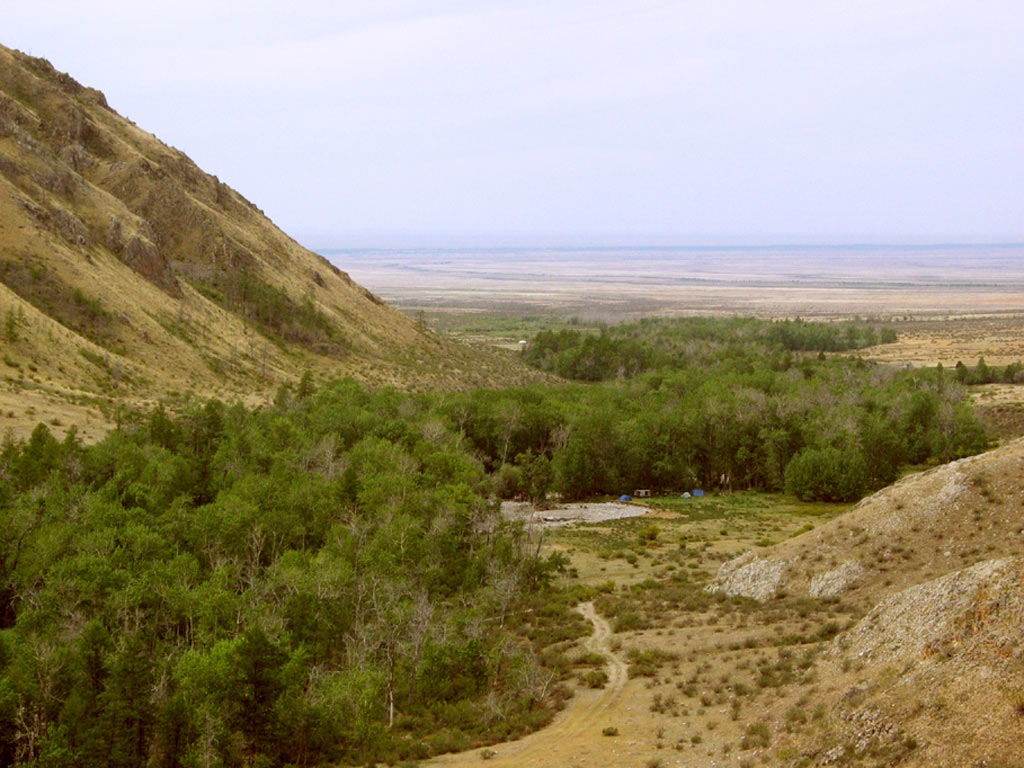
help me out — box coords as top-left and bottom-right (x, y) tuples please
(448, 357), (985, 505)
(523, 317), (898, 382)
(952, 358), (1024, 385)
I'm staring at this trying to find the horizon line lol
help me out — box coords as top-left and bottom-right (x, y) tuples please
(313, 240), (1024, 254)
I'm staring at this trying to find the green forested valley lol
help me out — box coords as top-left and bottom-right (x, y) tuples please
(0, 385), (585, 767)
(0, 318), (991, 767)
(508, 318), (986, 501)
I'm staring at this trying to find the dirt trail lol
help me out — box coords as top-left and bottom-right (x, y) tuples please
(430, 602), (640, 768)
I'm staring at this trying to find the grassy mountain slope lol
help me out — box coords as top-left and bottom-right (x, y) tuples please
(0, 44), (546, 440)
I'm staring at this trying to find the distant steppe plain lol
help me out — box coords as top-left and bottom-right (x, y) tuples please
(329, 244), (1024, 367)
(329, 245), (1024, 318)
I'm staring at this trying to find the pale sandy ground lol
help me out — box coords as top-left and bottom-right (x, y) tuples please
(501, 501), (650, 527)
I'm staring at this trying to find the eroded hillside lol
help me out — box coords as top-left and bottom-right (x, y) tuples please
(711, 437), (1024, 611)
(704, 440), (1024, 767)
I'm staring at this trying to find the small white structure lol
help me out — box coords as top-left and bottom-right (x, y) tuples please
(634, 489), (651, 498)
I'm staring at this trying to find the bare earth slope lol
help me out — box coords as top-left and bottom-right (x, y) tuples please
(707, 442), (1024, 767)
(781, 557), (1024, 768)
(0, 44), (546, 440)
(712, 437), (1024, 611)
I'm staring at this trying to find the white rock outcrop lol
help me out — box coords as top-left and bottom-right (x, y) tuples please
(809, 559), (865, 598)
(838, 558), (1020, 663)
(710, 551), (788, 602)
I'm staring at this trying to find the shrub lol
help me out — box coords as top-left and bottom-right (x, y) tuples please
(614, 612), (645, 632)
(740, 722), (771, 749)
(638, 524), (660, 544)
(583, 669), (609, 688)
(784, 446), (869, 502)
(572, 651), (606, 666)
(785, 706), (807, 726)
(627, 647), (680, 678)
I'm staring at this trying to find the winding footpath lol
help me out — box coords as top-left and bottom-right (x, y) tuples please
(431, 602), (633, 767)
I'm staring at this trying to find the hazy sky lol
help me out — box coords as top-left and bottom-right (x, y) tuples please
(5, 1), (1023, 245)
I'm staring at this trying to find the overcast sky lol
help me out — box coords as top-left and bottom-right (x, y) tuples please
(5, 1), (1023, 245)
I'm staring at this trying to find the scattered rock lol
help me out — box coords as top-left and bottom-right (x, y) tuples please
(839, 706), (903, 756)
(716, 550), (756, 579)
(121, 234), (181, 297)
(106, 216), (124, 254)
(52, 207), (89, 245)
(59, 142), (93, 173)
(863, 466), (968, 537)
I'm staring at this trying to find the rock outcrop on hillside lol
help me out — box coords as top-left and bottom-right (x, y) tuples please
(704, 442), (1024, 767)
(839, 557), (1020, 664)
(711, 551), (789, 601)
(799, 557), (1024, 768)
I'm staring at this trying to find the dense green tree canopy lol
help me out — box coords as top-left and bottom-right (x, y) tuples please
(0, 385), (581, 767)
(523, 317), (898, 382)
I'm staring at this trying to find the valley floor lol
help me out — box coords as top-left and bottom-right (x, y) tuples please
(433, 602), (633, 768)
(431, 493), (855, 768)
(430, 466), (1024, 768)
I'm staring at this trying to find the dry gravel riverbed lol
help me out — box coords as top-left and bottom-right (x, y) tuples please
(500, 501), (649, 527)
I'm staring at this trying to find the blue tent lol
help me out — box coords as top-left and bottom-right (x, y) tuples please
(619, 494), (632, 502)
(692, 489), (705, 497)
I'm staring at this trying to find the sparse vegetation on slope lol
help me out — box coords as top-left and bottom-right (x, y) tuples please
(708, 436), (1024, 609)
